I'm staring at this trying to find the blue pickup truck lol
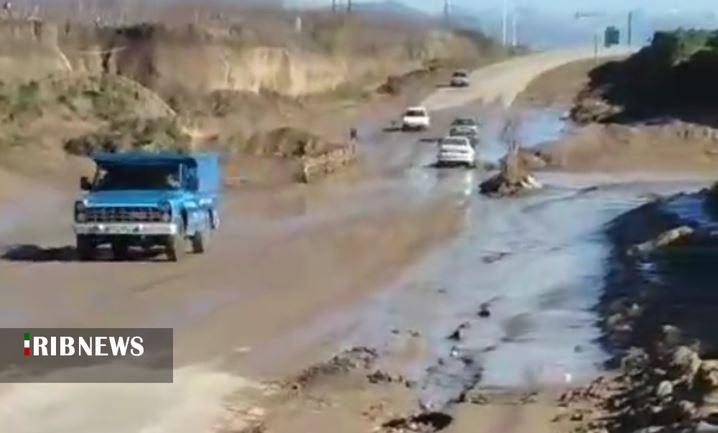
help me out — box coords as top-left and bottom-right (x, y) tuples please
(73, 152), (221, 262)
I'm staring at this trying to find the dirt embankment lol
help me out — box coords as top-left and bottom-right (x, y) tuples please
(0, 15), (502, 185)
(544, 186), (718, 433)
(514, 53), (718, 175)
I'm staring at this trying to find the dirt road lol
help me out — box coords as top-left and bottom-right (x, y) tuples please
(422, 46), (636, 111)
(0, 48), (649, 433)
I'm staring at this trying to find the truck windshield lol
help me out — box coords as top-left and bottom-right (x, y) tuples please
(93, 165), (181, 191)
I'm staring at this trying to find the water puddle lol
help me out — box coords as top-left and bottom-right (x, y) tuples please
(229, 108), (711, 408)
(481, 107), (569, 163)
(663, 192), (718, 231)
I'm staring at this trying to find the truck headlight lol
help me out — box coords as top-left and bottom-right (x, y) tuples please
(74, 201), (87, 223)
(159, 201), (172, 223)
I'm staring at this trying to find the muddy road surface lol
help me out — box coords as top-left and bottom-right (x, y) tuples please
(0, 48), (691, 433)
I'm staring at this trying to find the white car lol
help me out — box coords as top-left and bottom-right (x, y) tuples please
(450, 70), (470, 87)
(449, 126), (479, 148)
(402, 106), (430, 131)
(437, 136), (476, 167)
(451, 117), (480, 135)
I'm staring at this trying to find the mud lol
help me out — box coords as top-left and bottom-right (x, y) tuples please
(0, 47), (681, 433)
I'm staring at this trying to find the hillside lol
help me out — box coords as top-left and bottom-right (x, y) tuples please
(0, 11), (504, 182)
(572, 29), (718, 125)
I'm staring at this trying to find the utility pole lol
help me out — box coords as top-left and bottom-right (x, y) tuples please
(627, 10), (634, 46)
(332, 0), (336, 13)
(501, 0), (508, 46)
(443, 0), (450, 24)
(346, 0), (352, 13)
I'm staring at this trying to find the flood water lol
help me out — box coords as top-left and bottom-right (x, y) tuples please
(247, 107), (710, 408)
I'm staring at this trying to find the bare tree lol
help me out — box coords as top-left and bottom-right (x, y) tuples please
(499, 113), (524, 182)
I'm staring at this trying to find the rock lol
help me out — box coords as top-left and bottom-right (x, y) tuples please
(696, 420), (718, 432)
(662, 324), (682, 344)
(622, 348), (650, 373)
(629, 226), (695, 256)
(670, 346), (702, 383)
(521, 392), (539, 404)
(450, 347), (461, 358)
(447, 322), (470, 341)
(367, 370), (395, 384)
(698, 361), (718, 391)
(482, 252), (509, 264)
(459, 388), (490, 405)
(654, 400), (697, 424)
(447, 328), (464, 341)
(478, 304), (491, 318)
(656, 381), (674, 399)
(460, 355), (475, 366)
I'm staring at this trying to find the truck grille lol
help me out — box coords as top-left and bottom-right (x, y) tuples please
(85, 207), (164, 223)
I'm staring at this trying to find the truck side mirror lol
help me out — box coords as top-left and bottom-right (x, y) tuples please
(80, 176), (92, 191)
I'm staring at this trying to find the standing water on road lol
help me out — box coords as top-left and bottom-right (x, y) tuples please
(246, 107), (708, 409)
(339, 176), (701, 407)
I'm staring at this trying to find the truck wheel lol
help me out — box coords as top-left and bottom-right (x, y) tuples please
(111, 240), (129, 261)
(166, 220), (187, 262)
(166, 233), (186, 262)
(191, 228), (210, 254)
(76, 235), (95, 261)
(192, 211), (213, 254)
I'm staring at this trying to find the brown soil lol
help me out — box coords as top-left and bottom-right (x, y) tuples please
(539, 122), (718, 174)
(512, 57), (718, 175)
(216, 345), (584, 433)
(517, 58), (606, 108)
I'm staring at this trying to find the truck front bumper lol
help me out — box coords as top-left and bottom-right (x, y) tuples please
(74, 222), (179, 236)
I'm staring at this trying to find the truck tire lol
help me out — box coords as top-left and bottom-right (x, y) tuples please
(76, 235), (95, 261)
(166, 219), (186, 262)
(111, 240), (129, 261)
(166, 233), (186, 262)
(191, 212), (212, 254)
(191, 228), (210, 254)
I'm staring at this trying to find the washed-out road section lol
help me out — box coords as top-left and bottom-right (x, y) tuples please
(0, 47), (646, 433)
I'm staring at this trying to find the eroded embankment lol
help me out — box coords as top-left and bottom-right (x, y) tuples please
(560, 186), (718, 433)
(0, 18), (486, 97)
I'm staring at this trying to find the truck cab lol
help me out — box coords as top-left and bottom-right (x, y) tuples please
(73, 152), (221, 262)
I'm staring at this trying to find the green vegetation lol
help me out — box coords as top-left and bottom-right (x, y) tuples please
(64, 118), (191, 156)
(585, 29), (718, 120)
(0, 74), (185, 155)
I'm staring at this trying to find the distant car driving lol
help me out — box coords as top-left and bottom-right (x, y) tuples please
(402, 106), (430, 131)
(436, 136), (476, 167)
(449, 126), (479, 148)
(450, 70), (470, 87)
(450, 117), (480, 135)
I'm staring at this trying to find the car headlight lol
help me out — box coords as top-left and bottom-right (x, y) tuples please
(74, 201), (87, 223)
(159, 201), (172, 223)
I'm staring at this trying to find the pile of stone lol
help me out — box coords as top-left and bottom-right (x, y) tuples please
(565, 343), (718, 433)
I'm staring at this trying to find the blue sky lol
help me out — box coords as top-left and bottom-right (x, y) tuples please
(297, 0), (718, 14)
